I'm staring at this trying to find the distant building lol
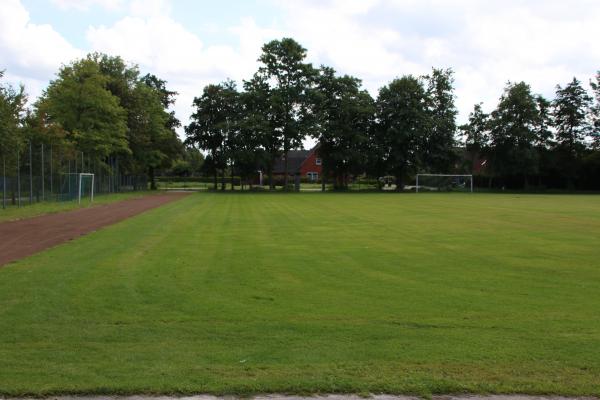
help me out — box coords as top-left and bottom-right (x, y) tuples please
(273, 147), (322, 181)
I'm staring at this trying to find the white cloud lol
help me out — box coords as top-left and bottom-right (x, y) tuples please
(128, 0), (170, 18)
(50, 0), (124, 11)
(3, 0), (600, 137)
(268, 0), (600, 120)
(0, 0), (82, 100)
(86, 6), (275, 139)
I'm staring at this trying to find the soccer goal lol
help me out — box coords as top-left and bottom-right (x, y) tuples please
(415, 174), (473, 193)
(59, 173), (95, 203)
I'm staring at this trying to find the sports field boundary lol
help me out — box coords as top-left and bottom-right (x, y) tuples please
(1, 395), (597, 400)
(0, 192), (190, 267)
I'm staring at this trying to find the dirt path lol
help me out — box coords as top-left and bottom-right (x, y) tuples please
(0, 192), (190, 267)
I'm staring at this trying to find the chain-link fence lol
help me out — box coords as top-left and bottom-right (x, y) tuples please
(1, 141), (147, 209)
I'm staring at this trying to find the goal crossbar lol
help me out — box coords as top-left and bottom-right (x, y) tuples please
(416, 174), (473, 193)
(77, 173), (95, 204)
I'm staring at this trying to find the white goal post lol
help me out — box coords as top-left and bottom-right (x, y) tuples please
(78, 173), (95, 204)
(59, 172), (95, 203)
(416, 174), (473, 193)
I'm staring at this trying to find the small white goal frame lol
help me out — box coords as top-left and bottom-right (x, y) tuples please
(78, 173), (95, 204)
(416, 174), (473, 193)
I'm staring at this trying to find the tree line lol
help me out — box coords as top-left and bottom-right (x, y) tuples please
(463, 78), (600, 189)
(2, 38), (600, 192)
(1, 53), (186, 190)
(185, 38), (600, 191)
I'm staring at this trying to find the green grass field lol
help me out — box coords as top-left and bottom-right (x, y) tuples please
(1, 193), (599, 396)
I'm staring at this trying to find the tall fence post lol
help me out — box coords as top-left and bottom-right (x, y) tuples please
(50, 144), (53, 198)
(68, 158), (71, 199)
(41, 143), (45, 201)
(17, 149), (21, 208)
(2, 156), (5, 210)
(29, 141), (33, 205)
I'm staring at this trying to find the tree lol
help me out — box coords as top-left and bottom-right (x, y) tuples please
(553, 77), (592, 154)
(128, 81), (182, 189)
(141, 73), (181, 133)
(590, 71), (600, 149)
(422, 68), (457, 173)
(234, 83), (273, 189)
(168, 147), (204, 177)
(313, 66), (374, 190)
(488, 81), (540, 187)
(256, 38), (317, 188)
(552, 78), (592, 187)
(0, 71), (27, 193)
(183, 146), (205, 175)
(185, 80), (239, 190)
(242, 74), (281, 189)
(39, 58), (129, 159)
(531, 95), (555, 188)
(230, 115), (265, 190)
(460, 103), (489, 173)
(90, 55), (183, 184)
(374, 76), (428, 190)
(534, 95), (554, 148)
(0, 71), (27, 151)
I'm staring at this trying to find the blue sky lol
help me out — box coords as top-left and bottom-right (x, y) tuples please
(2, 0), (599, 141)
(21, 0), (278, 49)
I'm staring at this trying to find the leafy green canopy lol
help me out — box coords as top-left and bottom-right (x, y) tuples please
(34, 54), (182, 184)
(552, 77), (592, 154)
(312, 66), (374, 189)
(185, 80), (240, 189)
(257, 38), (317, 186)
(591, 72), (600, 148)
(488, 81), (540, 179)
(40, 58), (129, 158)
(374, 75), (429, 189)
(0, 71), (27, 159)
(422, 68), (458, 173)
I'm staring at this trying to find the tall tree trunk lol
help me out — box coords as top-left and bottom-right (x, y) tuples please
(283, 150), (289, 190)
(231, 166), (234, 191)
(213, 171), (218, 191)
(221, 169), (226, 191)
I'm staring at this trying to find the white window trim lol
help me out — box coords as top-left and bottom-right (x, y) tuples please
(307, 172), (319, 181)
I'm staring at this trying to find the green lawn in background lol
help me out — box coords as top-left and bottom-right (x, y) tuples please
(0, 191), (157, 223)
(0, 193), (599, 396)
(155, 180), (212, 190)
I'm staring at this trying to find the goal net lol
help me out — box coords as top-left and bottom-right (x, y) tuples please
(416, 174), (473, 193)
(59, 173), (95, 203)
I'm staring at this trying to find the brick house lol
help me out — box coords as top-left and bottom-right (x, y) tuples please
(273, 147), (323, 181)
